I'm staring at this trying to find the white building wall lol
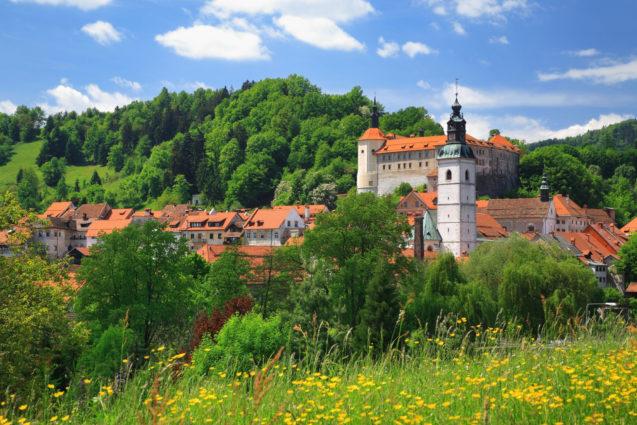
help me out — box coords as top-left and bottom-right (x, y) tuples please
(357, 139), (383, 193)
(437, 158), (477, 257)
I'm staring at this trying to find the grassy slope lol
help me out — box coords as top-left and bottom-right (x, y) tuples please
(0, 140), (121, 195)
(3, 323), (636, 425)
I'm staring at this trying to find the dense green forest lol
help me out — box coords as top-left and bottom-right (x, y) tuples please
(0, 75), (442, 211)
(513, 129), (637, 226)
(531, 119), (637, 151)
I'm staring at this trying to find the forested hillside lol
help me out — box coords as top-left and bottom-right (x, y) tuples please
(516, 125), (637, 226)
(0, 75), (442, 211)
(531, 119), (637, 151)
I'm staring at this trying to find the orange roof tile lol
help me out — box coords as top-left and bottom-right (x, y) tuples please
(622, 217), (637, 235)
(72, 203), (109, 220)
(426, 168), (438, 178)
(358, 127), (386, 141)
(585, 208), (614, 225)
(625, 282), (637, 294)
(41, 201), (74, 218)
(86, 218), (133, 238)
(557, 231), (612, 264)
(553, 194), (585, 217)
(107, 208), (134, 220)
(476, 213), (509, 239)
(244, 207), (302, 230)
(488, 134), (521, 152)
(477, 198), (551, 220)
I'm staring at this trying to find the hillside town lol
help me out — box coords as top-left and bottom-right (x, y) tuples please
(7, 98), (632, 299)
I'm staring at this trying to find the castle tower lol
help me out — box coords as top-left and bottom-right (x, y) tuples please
(436, 95), (477, 257)
(540, 172), (550, 202)
(357, 98), (385, 194)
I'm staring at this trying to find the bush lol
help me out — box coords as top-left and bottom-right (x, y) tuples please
(79, 324), (137, 380)
(191, 313), (287, 374)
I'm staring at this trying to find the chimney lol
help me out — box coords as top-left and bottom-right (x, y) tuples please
(566, 195), (570, 205)
(304, 206), (310, 220)
(414, 215), (424, 261)
(604, 207), (616, 221)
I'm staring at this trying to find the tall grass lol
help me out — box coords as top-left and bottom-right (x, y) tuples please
(2, 315), (636, 425)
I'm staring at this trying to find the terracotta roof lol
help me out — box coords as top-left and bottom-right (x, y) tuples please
(41, 201), (74, 218)
(403, 248), (438, 260)
(372, 133), (520, 155)
(274, 204), (329, 219)
(161, 204), (190, 218)
(427, 168), (438, 178)
(398, 191), (438, 210)
(477, 198), (551, 220)
(477, 213), (509, 239)
(72, 203), (109, 220)
(244, 207), (303, 230)
(196, 245), (275, 273)
(556, 231), (614, 264)
(107, 208), (134, 220)
(488, 134), (521, 152)
(86, 218), (133, 238)
(358, 127), (386, 141)
(585, 208), (615, 225)
(621, 217), (637, 235)
(553, 194), (585, 217)
(625, 282), (637, 294)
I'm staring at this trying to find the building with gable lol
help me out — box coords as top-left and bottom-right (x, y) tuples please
(243, 206), (305, 246)
(357, 99), (520, 197)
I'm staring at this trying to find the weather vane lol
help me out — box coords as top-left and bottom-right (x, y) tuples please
(455, 78), (459, 99)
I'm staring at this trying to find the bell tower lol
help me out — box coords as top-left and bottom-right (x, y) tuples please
(436, 90), (477, 257)
(357, 98), (385, 194)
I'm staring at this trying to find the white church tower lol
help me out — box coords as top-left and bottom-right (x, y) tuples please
(357, 98), (384, 194)
(436, 95), (477, 257)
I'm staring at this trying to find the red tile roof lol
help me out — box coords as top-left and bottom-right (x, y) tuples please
(41, 201), (74, 218)
(72, 203), (110, 220)
(244, 207), (302, 230)
(553, 194), (585, 217)
(358, 127), (386, 141)
(622, 217), (637, 235)
(86, 218), (133, 238)
(372, 133), (520, 155)
(106, 208), (134, 220)
(585, 208), (615, 225)
(476, 213), (509, 239)
(477, 198), (551, 220)
(625, 282), (637, 294)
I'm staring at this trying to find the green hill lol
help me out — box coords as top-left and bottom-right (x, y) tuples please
(531, 119), (637, 151)
(0, 75), (443, 212)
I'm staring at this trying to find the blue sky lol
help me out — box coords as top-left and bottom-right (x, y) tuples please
(0, 0), (635, 142)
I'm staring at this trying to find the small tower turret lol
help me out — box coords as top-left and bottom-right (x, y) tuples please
(540, 172), (550, 202)
(370, 97), (379, 129)
(357, 97), (385, 194)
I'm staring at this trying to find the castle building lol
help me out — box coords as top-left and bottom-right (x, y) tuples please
(436, 97), (477, 257)
(356, 100), (520, 197)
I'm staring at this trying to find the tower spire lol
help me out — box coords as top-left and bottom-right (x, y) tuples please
(540, 170), (550, 202)
(370, 97), (379, 129)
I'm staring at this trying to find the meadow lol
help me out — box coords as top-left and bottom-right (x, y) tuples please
(0, 140), (121, 194)
(2, 317), (636, 425)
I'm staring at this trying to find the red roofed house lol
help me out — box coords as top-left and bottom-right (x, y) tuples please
(176, 210), (244, 252)
(622, 216), (637, 236)
(274, 204), (329, 225)
(357, 99), (520, 197)
(244, 206), (305, 246)
(33, 201), (76, 258)
(397, 190), (438, 216)
(86, 217), (133, 248)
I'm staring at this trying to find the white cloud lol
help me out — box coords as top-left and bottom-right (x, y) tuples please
(81, 21), (122, 45)
(111, 77), (141, 91)
(155, 25), (270, 60)
(10, 0), (111, 10)
(39, 83), (134, 114)
(463, 112), (633, 142)
(274, 15), (364, 51)
(570, 48), (599, 57)
(0, 100), (17, 114)
(538, 59), (637, 84)
(421, 0), (530, 20)
(452, 21), (466, 35)
(489, 35), (509, 44)
(185, 81), (213, 91)
(201, 0), (374, 22)
(402, 41), (437, 57)
(425, 82), (631, 110)
(377, 37), (399, 58)
(417, 80), (432, 90)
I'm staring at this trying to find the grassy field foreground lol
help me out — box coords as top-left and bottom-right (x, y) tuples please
(2, 322), (637, 425)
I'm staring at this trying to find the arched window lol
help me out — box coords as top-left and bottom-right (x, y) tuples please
(527, 224), (535, 232)
(426, 245), (433, 252)
(446, 170), (452, 180)
(465, 170), (469, 181)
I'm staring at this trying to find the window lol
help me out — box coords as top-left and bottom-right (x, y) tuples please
(446, 170), (452, 180)
(419, 162), (422, 167)
(465, 170), (469, 181)
(398, 164), (401, 169)
(190, 233), (194, 239)
(209, 233), (214, 239)
(388, 165), (391, 170)
(218, 233), (222, 239)
(246, 232), (250, 239)
(287, 220), (291, 226)
(274, 231), (279, 239)
(425, 161), (428, 167)
(260, 232), (265, 239)
(409, 163), (412, 168)
(46, 231), (50, 237)
(382, 165), (386, 170)
(294, 221), (298, 227)
(361, 149), (364, 153)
